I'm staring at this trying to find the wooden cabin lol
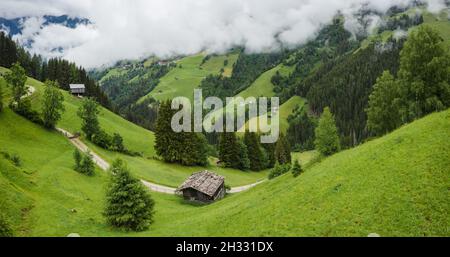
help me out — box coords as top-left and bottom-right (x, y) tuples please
(176, 171), (225, 203)
(69, 84), (85, 96)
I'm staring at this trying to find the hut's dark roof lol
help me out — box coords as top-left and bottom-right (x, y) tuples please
(177, 171), (224, 197)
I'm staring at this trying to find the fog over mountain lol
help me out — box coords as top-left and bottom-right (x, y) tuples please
(0, 0), (447, 68)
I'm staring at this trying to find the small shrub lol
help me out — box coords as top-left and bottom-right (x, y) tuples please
(268, 163), (291, 179)
(10, 154), (21, 167)
(0, 213), (13, 237)
(75, 151), (95, 176)
(10, 99), (43, 125)
(92, 130), (112, 150)
(292, 159), (303, 177)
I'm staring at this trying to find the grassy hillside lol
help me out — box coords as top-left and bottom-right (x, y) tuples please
(241, 95), (305, 133)
(138, 52), (239, 102)
(238, 64), (294, 98)
(1, 67), (268, 187)
(2, 106), (447, 236)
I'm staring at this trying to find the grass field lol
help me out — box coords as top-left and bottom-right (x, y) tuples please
(237, 64), (294, 99)
(138, 52), (239, 102)
(241, 95), (306, 133)
(2, 102), (448, 236)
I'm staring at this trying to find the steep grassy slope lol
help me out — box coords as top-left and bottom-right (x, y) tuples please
(0, 108), (108, 236)
(238, 64), (294, 98)
(241, 95), (305, 133)
(139, 52), (239, 102)
(1, 99), (448, 236)
(24, 76), (157, 157)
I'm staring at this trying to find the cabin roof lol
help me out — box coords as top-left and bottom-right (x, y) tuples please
(177, 171), (224, 197)
(69, 84), (85, 89)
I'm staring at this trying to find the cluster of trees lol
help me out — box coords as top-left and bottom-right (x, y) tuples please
(0, 32), (110, 107)
(99, 63), (170, 110)
(123, 97), (159, 131)
(200, 51), (285, 100)
(77, 98), (138, 155)
(103, 159), (154, 231)
(154, 100), (208, 166)
(73, 149), (95, 176)
(3, 63), (65, 128)
(378, 13), (423, 34)
(366, 25), (450, 136)
(218, 131), (291, 171)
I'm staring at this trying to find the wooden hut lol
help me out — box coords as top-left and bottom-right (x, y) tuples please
(176, 171), (225, 203)
(69, 84), (85, 96)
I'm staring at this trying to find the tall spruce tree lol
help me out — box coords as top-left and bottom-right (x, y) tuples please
(219, 132), (247, 169)
(4, 62), (27, 104)
(366, 71), (402, 136)
(41, 80), (65, 129)
(275, 133), (291, 165)
(77, 98), (100, 140)
(104, 159), (155, 231)
(244, 132), (265, 171)
(314, 107), (341, 156)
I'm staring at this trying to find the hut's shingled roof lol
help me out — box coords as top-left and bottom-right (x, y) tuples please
(177, 171), (224, 197)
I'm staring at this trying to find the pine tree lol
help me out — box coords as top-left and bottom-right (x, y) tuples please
(104, 159), (155, 231)
(237, 138), (250, 170)
(262, 142), (276, 169)
(314, 107), (341, 156)
(41, 80), (65, 128)
(275, 133), (291, 164)
(218, 132), (246, 169)
(292, 159), (303, 177)
(244, 132), (265, 171)
(155, 100), (179, 162)
(77, 98), (100, 140)
(4, 62), (27, 103)
(366, 71), (402, 136)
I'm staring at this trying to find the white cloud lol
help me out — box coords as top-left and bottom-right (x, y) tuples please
(0, 0), (448, 68)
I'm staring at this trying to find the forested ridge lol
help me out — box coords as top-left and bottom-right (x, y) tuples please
(0, 32), (110, 107)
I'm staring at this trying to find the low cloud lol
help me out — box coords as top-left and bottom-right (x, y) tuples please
(1, 0), (448, 68)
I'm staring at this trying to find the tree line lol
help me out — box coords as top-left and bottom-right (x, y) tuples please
(0, 31), (110, 107)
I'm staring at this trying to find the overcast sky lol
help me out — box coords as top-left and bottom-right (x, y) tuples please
(0, 0), (447, 68)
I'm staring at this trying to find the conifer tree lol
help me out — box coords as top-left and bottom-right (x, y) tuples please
(314, 107), (341, 156)
(219, 132), (246, 169)
(244, 132), (265, 171)
(77, 98), (100, 140)
(104, 159), (154, 231)
(80, 152), (95, 176)
(41, 80), (65, 129)
(275, 133), (291, 164)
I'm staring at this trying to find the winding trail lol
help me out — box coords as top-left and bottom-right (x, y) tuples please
(56, 128), (265, 194)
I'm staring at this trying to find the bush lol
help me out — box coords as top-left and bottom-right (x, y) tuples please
(74, 151), (95, 176)
(10, 99), (43, 125)
(92, 130), (112, 150)
(104, 159), (154, 231)
(292, 160), (303, 177)
(0, 213), (13, 237)
(268, 163), (291, 179)
(1, 151), (21, 167)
